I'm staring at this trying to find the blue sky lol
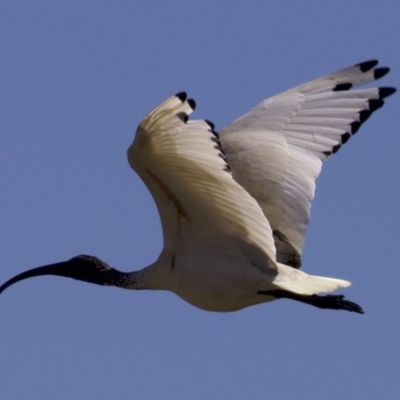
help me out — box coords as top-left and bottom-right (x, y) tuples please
(1, 1), (399, 399)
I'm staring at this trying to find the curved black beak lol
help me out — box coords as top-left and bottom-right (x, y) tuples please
(0, 255), (130, 294)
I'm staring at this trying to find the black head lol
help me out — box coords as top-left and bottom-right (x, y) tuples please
(0, 254), (129, 294)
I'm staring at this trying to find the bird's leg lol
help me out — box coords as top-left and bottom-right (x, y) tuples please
(260, 290), (364, 314)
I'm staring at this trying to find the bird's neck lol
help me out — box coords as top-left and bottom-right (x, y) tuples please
(119, 259), (169, 291)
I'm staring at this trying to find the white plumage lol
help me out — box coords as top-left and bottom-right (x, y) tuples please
(0, 60), (396, 314)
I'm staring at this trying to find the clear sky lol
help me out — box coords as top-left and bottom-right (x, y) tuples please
(1, 1), (399, 399)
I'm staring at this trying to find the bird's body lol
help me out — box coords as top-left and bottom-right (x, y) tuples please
(151, 243), (270, 312)
(1, 60), (396, 314)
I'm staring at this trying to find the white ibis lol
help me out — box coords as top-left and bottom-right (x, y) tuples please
(0, 60), (396, 313)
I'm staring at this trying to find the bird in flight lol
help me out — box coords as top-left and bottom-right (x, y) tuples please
(0, 60), (395, 314)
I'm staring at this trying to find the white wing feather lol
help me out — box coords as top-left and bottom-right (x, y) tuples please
(127, 93), (278, 269)
(220, 60), (395, 264)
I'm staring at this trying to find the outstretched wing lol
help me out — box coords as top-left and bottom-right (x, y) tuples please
(219, 60), (396, 268)
(128, 93), (277, 269)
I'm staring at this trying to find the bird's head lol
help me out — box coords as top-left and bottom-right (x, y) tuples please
(0, 255), (129, 294)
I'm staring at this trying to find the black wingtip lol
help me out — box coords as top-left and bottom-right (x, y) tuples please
(205, 119), (215, 130)
(374, 67), (390, 80)
(205, 119), (220, 138)
(379, 87), (397, 99)
(333, 82), (353, 92)
(368, 99), (385, 112)
(341, 132), (351, 144)
(175, 92), (187, 102)
(332, 143), (341, 154)
(356, 59), (379, 72)
(187, 98), (196, 110)
(359, 109), (372, 123)
(350, 121), (361, 135)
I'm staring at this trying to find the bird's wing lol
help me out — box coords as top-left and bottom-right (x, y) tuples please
(219, 60), (395, 267)
(128, 93), (277, 269)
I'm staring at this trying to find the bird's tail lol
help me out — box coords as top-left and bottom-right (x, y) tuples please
(272, 262), (351, 295)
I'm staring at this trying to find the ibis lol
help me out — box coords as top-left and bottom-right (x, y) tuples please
(0, 60), (396, 313)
